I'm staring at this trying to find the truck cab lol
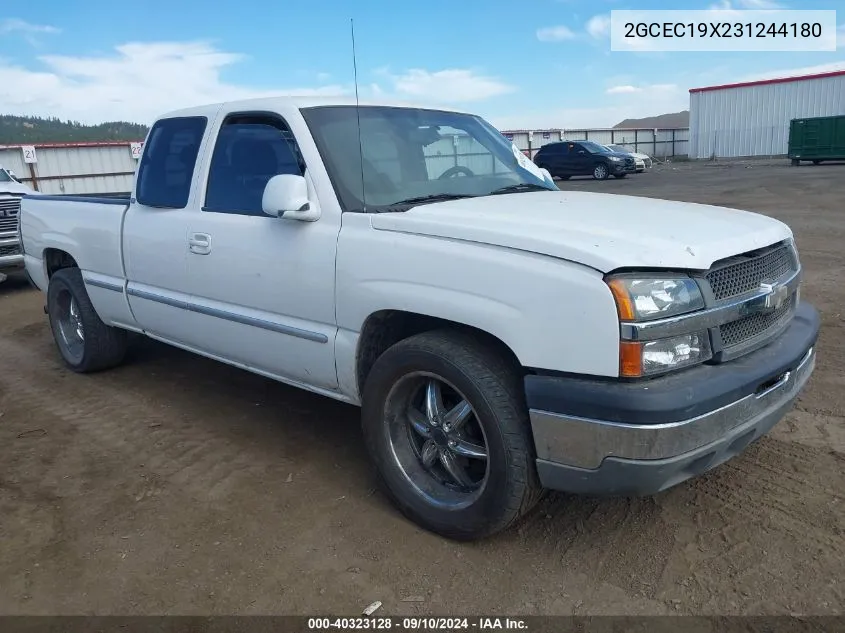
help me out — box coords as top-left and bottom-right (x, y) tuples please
(19, 97), (819, 540)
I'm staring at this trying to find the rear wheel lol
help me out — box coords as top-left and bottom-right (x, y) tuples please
(47, 267), (128, 373)
(361, 330), (542, 540)
(593, 163), (609, 180)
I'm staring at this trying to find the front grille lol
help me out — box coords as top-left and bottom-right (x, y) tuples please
(0, 196), (22, 233)
(0, 243), (21, 257)
(719, 293), (796, 351)
(706, 242), (797, 302)
(624, 157), (634, 166)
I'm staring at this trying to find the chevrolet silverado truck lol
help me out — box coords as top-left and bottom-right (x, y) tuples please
(20, 97), (819, 540)
(1, 165), (36, 278)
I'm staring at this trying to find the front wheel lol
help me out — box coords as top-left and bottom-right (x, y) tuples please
(593, 163), (610, 180)
(361, 330), (542, 540)
(47, 267), (128, 372)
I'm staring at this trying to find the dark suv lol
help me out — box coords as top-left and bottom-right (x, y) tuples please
(533, 140), (636, 180)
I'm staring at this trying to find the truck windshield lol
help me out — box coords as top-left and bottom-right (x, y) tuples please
(300, 106), (557, 212)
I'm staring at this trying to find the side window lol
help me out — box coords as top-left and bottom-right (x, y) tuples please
(136, 116), (207, 208)
(204, 115), (305, 216)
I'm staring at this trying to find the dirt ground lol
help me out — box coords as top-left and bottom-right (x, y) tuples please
(1, 159), (843, 617)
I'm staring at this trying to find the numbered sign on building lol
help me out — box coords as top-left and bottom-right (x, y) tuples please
(130, 142), (144, 160)
(21, 145), (37, 164)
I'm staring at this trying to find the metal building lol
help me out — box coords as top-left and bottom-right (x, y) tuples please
(689, 69), (845, 159)
(0, 141), (143, 195)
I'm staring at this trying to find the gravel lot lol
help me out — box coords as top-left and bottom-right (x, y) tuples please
(1, 159), (843, 616)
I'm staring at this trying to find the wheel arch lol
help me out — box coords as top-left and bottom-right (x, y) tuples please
(355, 309), (524, 398)
(43, 248), (79, 280)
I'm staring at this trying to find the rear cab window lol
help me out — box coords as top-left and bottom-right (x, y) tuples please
(136, 116), (207, 208)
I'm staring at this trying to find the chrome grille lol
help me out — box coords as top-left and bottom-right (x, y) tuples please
(0, 196), (22, 233)
(706, 242), (797, 302)
(0, 243), (21, 257)
(719, 294), (796, 351)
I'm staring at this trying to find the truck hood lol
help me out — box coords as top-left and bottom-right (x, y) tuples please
(0, 181), (35, 196)
(369, 190), (793, 273)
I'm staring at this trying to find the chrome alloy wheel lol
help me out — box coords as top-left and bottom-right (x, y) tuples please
(384, 372), (490, 508)
(55, 289), (85, 363)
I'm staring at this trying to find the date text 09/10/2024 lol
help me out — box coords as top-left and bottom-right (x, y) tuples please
(307, 617), (528, 630)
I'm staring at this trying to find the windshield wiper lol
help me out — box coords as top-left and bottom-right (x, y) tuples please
(487, 183), (552, 196)
(387, 193), (478, 208)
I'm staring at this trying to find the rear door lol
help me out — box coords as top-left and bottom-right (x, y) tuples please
(123, 114), (214, 343)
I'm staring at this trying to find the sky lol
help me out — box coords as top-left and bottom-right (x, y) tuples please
(0, 0), (843, 130)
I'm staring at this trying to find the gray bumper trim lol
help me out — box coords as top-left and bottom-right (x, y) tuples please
(530, 345), (814, 471)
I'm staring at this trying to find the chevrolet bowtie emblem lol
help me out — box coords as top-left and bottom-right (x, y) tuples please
(758, 282), (789, 312)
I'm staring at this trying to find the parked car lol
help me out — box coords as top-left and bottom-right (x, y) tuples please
(20, 97), (819, 540)
(533, 140), (636, 180)
(604, 144), (653, 170)
(0, 165), (37, 278)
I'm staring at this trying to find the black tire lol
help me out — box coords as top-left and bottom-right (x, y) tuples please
(47, 267), (128, 373)
(593, 163), (610, 180)
(361, 329), (543, 540)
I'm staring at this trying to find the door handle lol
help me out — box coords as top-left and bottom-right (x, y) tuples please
(189, 232), (211, 255)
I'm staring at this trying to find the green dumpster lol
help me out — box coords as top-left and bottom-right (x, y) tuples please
(788, 115), (845, 165)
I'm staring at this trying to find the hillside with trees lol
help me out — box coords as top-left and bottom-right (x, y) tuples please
(0, 115), (148, 144)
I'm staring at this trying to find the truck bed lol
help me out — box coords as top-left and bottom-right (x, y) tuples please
(20, 193), (130, 294)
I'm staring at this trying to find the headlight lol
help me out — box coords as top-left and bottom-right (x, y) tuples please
(621, 332), (712, 377)
(607, 277), (705, 321)
(609, 156), (621, 162)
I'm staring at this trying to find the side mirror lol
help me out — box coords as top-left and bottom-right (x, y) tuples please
(262, 174), (320, 221)
(577, 150), (586, 155)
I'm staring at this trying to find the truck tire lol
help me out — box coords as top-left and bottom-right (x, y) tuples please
(46, 267), (127, 373)
(361, 329), (543, 540)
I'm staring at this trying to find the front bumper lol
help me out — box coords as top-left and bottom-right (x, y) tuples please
(526, 301), (819, 496)
(0, 236), (23, 271)
(612, 162), (636, 174)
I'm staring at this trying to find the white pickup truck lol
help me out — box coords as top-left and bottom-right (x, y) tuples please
(20, 97), (819, 540)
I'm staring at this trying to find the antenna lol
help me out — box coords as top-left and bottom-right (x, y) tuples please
(351, 18), (367, 212)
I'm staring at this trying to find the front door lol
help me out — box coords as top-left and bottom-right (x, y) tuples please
(183, 112), (340, 390)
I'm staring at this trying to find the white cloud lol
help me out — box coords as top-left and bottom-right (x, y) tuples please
(387, 68), (515, 102)
(0, 41), (514, 124)
(606, 85), (640, 94)
(708, 0), (783, 8)
(0, 41), (346, 124)
(586, 14), (611, 39)
(536, 25), (577, 42)
(0, 18), (60, 35)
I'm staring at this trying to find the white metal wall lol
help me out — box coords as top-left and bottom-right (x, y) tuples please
(0, 142), (141, 195)
(689, 73), (845, 159)
(504, 128), (688, 160)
